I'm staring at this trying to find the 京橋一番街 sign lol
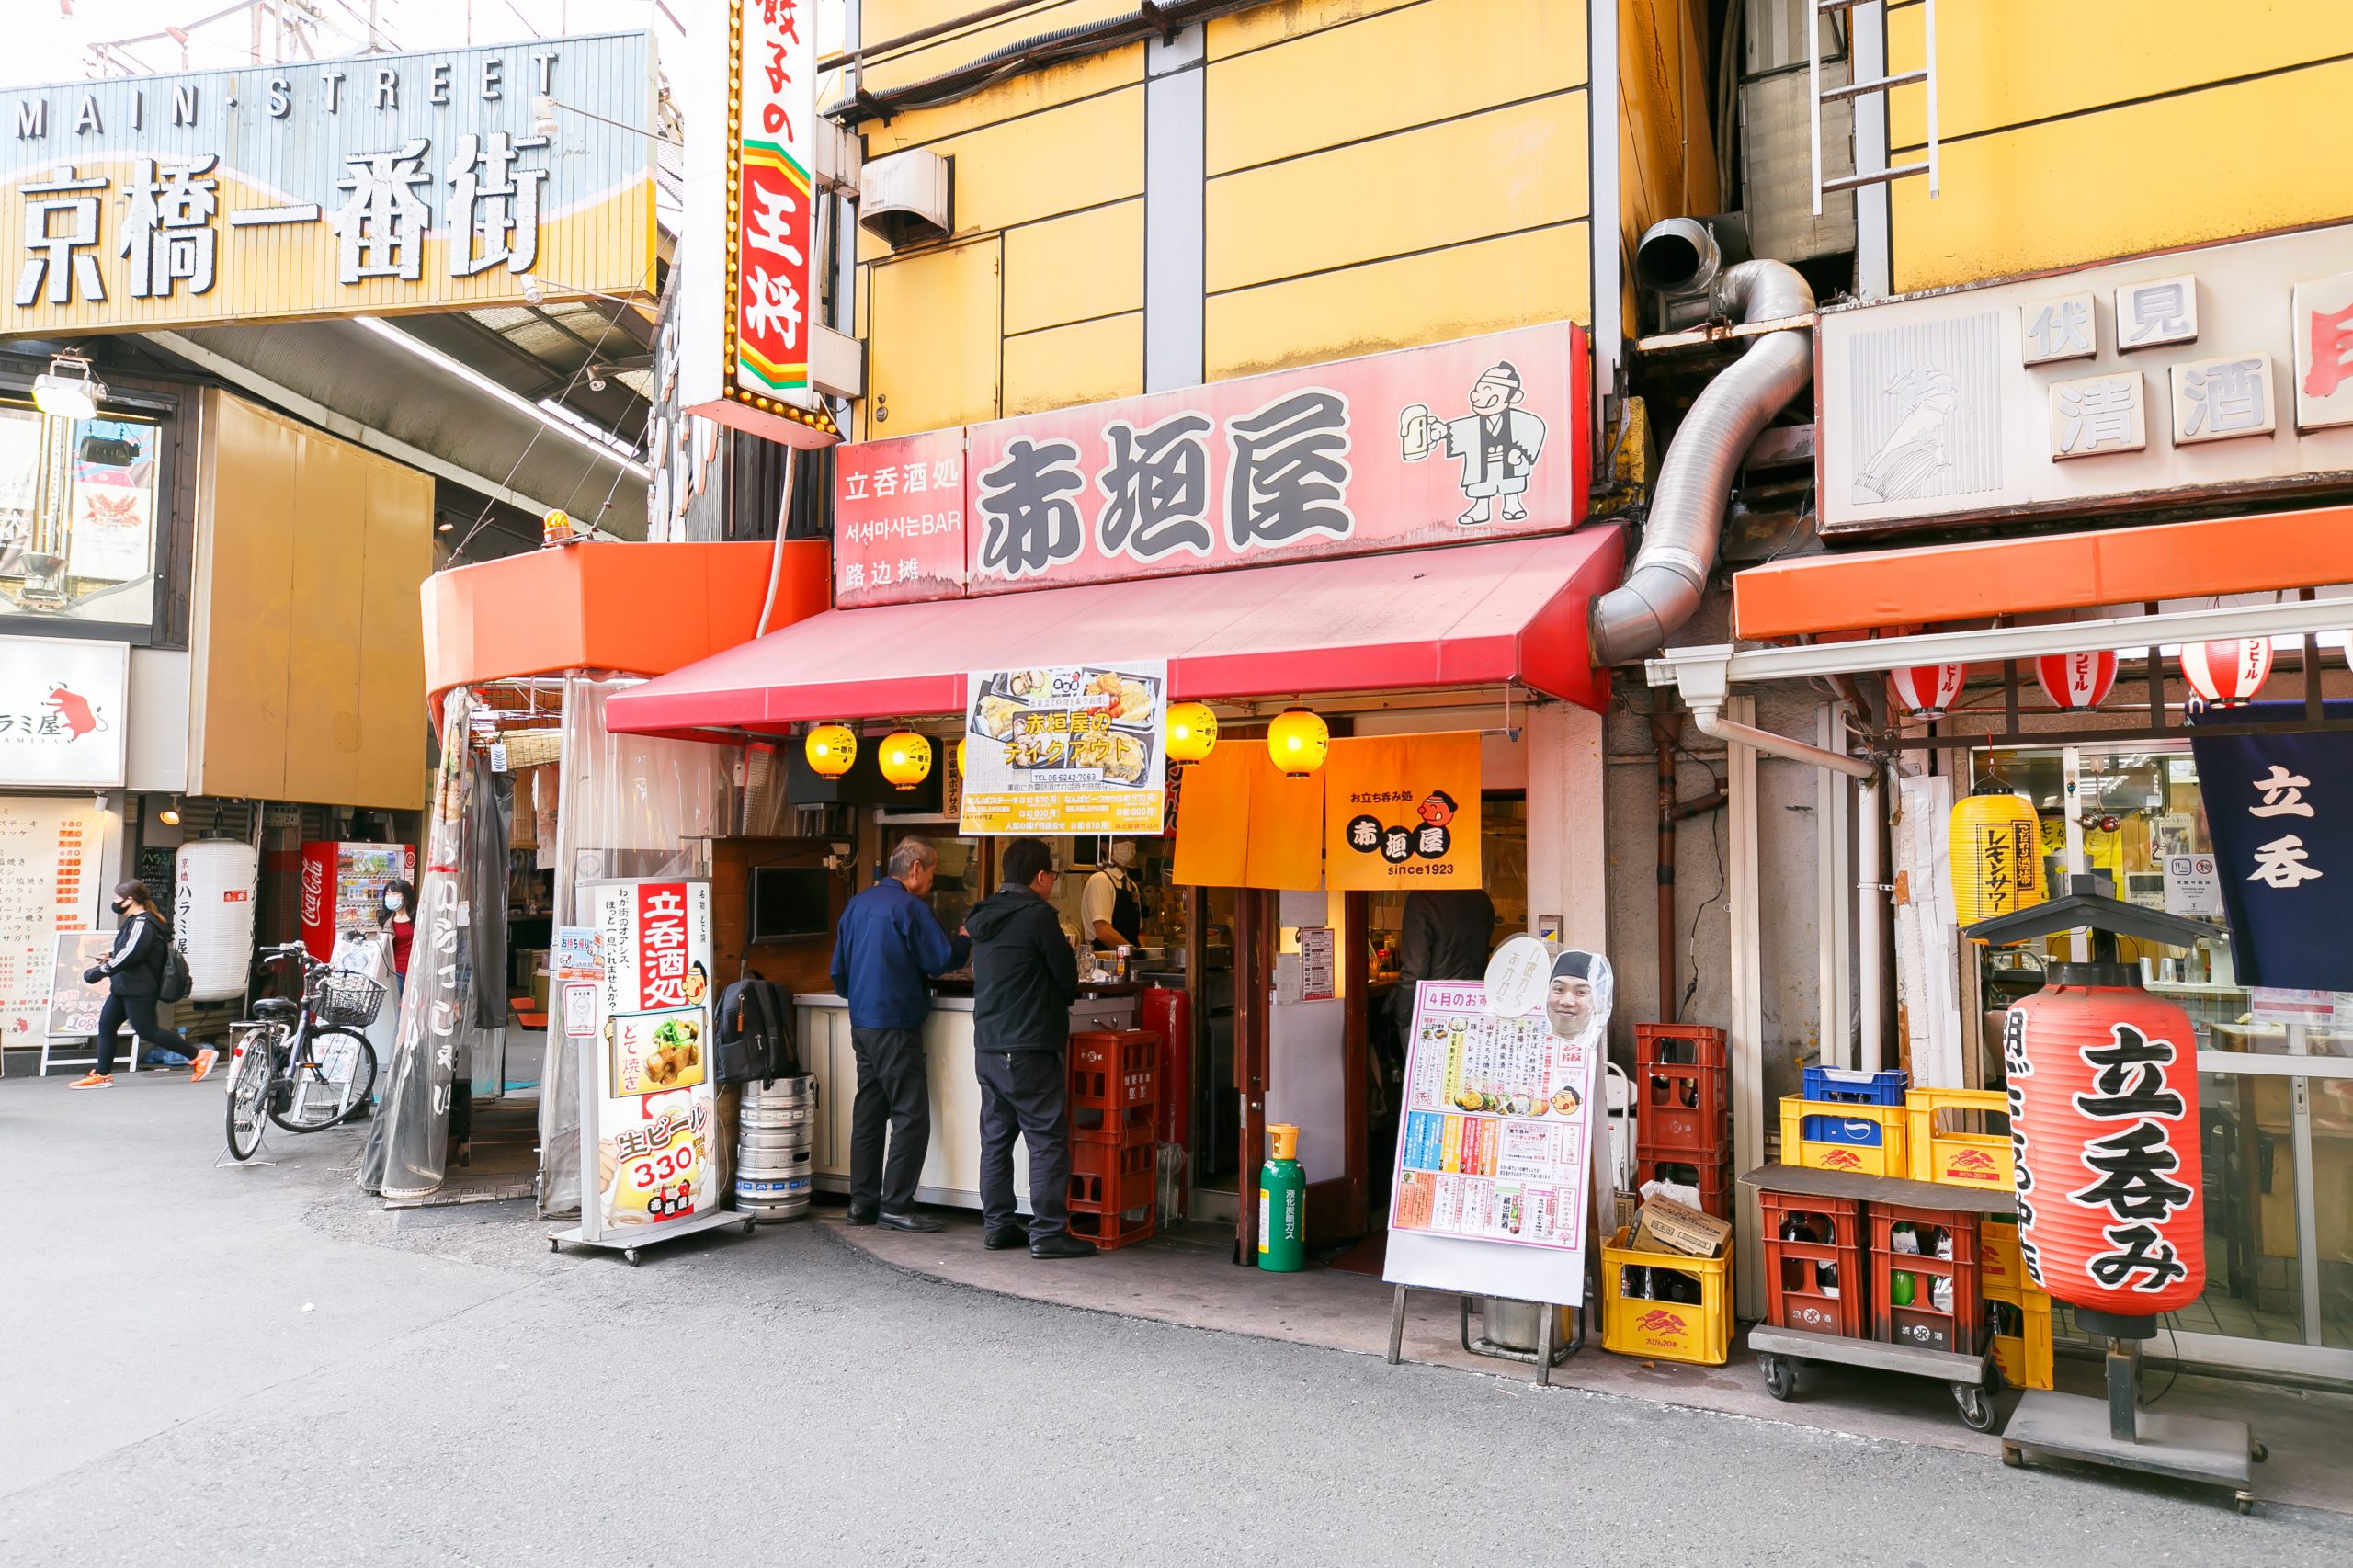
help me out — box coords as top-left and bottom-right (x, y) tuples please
(960, 661), (1168, 836)
(828, 323), (1594, 606)
(0, 34), (657, 335)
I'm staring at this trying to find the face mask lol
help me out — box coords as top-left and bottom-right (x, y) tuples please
(1108, 842), (1137, 869)
(384, 894), (404, 913)
(111, 898), (131, 915)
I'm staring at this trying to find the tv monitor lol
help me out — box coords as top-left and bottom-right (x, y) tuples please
(749, 865), (831, 942)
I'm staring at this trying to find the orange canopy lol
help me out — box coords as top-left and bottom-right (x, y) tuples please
(1734, 504), (2353, 641)
(422, 540), (831, 698)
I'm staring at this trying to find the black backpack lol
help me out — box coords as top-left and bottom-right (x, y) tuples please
(159, 944), (194, 1004)
(714, 976), (799, 1084)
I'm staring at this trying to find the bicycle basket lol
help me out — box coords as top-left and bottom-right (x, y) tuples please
(313, 971), (388, 1028)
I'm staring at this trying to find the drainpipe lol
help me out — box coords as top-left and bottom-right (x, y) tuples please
(1857, 767), (1888, 1074)
(1589, 254), (1817, 667)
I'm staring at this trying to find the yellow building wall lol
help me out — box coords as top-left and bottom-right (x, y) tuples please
(195, 392), (432, 811)
(1887, 0), (2353, 290)
(856, 0), (1596, 431)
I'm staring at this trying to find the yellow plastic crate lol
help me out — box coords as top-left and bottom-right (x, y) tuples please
(1986, 1281), (2054, 1392)
(1601, 1226), (1733, 1367)
(1905, 1087), (2015, 1191)
(1977, 1216), (2049, 1304)
(1778, 1096), (1911, 1178)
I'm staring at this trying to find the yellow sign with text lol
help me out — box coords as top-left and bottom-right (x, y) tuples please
(1324, 733), (1482, 891)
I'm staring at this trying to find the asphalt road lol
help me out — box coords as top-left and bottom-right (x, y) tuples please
(6, 1070), (2349, 1568)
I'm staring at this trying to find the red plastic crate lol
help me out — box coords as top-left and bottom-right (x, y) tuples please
(1869, 1203), (1984, 1357)
(1067, 1204), (1154, 1251)
(1071, 1104), (1156, 1142)
(1635, 1023), (1728, 1072)
(1070, 1030), (1158, 1109)
(1635, 1060), (1731, 1159)
(1760, 1190), (1869, 1340)
(1633, 1153), (1734, 1220)
(1068, 1137), (1154, 1214)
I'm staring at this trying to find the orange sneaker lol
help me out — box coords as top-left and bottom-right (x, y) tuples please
(69, 1072), (113, 1089)
(188, 1047), (220, 1084)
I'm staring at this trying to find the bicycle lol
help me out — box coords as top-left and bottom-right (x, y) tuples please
(222, 942), (385, 1162)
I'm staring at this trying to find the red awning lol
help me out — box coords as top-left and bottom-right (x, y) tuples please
(603, 527), (1626, 740)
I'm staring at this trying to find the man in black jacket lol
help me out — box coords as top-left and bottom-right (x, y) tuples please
(963, 837), (1095, 1258)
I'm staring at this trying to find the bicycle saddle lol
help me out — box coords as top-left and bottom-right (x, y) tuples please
(253, 998), (301, 1020)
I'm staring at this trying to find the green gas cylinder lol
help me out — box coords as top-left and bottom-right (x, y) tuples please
(1257, 1123), (1305, 1272)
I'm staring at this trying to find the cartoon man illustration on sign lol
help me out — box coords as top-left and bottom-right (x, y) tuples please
(1400, 361), (1547, 526)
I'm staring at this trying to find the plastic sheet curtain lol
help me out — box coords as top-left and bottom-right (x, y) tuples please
(361, 688), (478, 1199)
(538, 674), (736, 1216)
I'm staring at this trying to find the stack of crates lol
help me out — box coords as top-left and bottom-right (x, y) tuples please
(1779, 1065), (1911, 1177)
(1870, 1202), (1984, 1356)
(1068, 1029), (1157, 1250)
(1979, 1215), (2054, 1390)
(1632, 1024), (1732, 1219)
(1904, 1086), (2014, 1191)
(1759, 1189), (1868, 1341)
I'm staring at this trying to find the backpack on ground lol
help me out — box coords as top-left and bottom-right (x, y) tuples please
(714, 975), (799, 1084)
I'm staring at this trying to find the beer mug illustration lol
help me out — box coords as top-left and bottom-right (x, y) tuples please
(1399, 402), (1435, 460)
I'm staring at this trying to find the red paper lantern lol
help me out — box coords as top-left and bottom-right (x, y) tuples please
(2178, 637), (2273, 706)
(2034, 650), (2118, 711)
(1887, 663), (1968, 719)
(2002, 981), (2205, 1314)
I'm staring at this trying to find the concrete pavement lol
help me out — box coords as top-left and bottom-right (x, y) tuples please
(5, 1068), (2349, 1567)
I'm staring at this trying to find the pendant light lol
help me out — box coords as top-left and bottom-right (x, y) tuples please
(2033, 651), (2118, 711)
(2178, 638), (2272, 707)
(805, 723), (857, 779)
(1165, 701), (1218, 766)
(1887, 663), (1968, 720)
(1266, 708), (1328, 778)
(878, 732), (932, 790)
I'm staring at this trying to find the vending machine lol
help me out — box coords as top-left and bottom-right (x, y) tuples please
(299, 842), (416, 961)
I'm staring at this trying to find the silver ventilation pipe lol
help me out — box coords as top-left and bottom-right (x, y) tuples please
(1589, 254), (1816, 667)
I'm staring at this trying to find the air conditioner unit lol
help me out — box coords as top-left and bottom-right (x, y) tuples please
(858, 150), (950, 248)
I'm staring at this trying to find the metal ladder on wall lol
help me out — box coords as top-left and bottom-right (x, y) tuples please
(1810, 0), (1938, 216)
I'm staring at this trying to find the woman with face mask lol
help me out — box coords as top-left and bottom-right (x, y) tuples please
(70, 881), (215, 1089)
(378, 879), (416, 1000)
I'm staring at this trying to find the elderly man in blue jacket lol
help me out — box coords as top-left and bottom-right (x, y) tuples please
(830, 835), (970, 1231)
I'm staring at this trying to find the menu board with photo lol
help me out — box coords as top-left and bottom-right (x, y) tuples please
(959, 660), (1168, 836)
(581, 880), (718, 1241)
(0, 797), (103, 1056)
(45, 929), (116, 1039)
(1382, 976), (1605, 1304)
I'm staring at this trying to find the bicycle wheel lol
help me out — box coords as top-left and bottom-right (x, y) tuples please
(224, 1035), (275, 1161)
(270, 1029), (377, 1133)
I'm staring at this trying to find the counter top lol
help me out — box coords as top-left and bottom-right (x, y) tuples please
(799, 992), (977, 1014)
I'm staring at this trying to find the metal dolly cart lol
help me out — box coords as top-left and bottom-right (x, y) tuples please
(1742, 1164), (2010, 1431)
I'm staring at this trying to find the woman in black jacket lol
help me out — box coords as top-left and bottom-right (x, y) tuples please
(70, 881), (216, 1088)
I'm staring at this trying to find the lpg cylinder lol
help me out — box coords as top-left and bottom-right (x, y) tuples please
(1257, 1122), (1305, 1272)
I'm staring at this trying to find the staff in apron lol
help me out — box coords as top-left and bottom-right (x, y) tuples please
(1082, 841), (1143, 951)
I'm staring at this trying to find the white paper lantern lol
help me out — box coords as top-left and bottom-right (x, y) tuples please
(2179, 637), (2273, 706)
(1887, 663), (1968, 719)
(176, 840), (259, 1002)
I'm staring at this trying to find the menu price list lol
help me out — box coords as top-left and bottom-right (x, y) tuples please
(1387, 983), (1592, 1252)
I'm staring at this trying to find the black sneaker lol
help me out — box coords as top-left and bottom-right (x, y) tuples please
(1029, 1233), (1098, 1259)
(878, 1210), (944, 1233)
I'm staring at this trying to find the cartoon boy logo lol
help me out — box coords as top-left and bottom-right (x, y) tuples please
(1415, 790), (1458, 828)
(1401, 361), (1548, 527)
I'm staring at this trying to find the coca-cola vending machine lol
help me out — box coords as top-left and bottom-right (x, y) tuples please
(299, 842), (417, 960)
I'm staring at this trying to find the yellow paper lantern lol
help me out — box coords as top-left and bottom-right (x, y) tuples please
(1165, 701), (1218, 766)
(955, 737), (968, 778)
(1266, 707), (1329, 778)
(805, 723), (858, 779)
(879, 731), (933, 790)
(1949, 788), (2046, 927)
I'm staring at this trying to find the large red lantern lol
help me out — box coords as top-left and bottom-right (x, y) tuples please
(2001, 976), (2205, 1315)
(2178, 638), (2273, 706)
(1887, 663), (1968, 719)
(2034, 650), (2118, 711)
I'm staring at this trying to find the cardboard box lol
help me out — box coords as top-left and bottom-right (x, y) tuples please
(1632, 1194), (1733, 1259)
(1614, 1191), (1639, 1237)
